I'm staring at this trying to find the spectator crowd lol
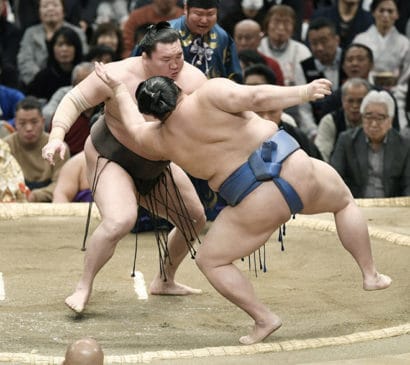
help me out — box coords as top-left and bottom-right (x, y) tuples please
(1, 0), (410, 207)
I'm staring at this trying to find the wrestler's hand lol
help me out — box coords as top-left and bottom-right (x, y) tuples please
(94, 61), (121, 89)
(41, 139), (67, 165)
(304, 78), (332, 102)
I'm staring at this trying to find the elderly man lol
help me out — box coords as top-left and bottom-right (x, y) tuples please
(258, 4), (311, 87)
(319, 43), (401, 131)
(93, 61), (391, 345)
(315, 77), (371, 162)
(42, 23), (207, 314)
(331, 90), (410, 198)
(233, 19), (284, 85)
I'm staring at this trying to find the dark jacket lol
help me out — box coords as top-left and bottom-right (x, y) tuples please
(330, 127), (410, 198)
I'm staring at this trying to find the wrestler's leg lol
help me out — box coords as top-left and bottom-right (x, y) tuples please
(65, 138), (138, 313)
(195, 183), (288, 345)
(139, 163), (207, 295)
(302, 159), (391, 291)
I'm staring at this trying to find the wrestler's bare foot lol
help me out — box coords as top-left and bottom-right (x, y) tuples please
(65, 287), (91, 313)
(363, 272), (392, 291)
(239, 315), (282, 345)
(149, 278), (202, 295)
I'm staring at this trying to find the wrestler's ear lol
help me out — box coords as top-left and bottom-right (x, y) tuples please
(141, 52), (148, 60)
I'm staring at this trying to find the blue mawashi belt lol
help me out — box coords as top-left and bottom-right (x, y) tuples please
(219, 130), (304, 214)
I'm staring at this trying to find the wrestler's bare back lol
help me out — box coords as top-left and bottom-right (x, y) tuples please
(138, 88), (279, 190)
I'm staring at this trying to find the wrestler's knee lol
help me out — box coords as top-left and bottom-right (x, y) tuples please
(172, 200), (206, 233)
(100, 211), (137, 241)
(194, 248), (214, 274)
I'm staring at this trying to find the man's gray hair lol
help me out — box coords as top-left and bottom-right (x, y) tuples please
(341, 77), (371, 97)
(360, 90), (395, 118)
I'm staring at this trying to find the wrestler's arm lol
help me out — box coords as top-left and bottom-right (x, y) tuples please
(202, 77), (332, 114)
(42, 67), (115, 164)
(93, 61), (146, 128)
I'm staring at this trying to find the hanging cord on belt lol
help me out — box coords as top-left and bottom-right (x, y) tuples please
(81, 156), (110, 251)
(130, 166), (202, 281)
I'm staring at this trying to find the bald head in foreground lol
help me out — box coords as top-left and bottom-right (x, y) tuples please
(95, 62), (391, 345)
(62, 338), (104, 365)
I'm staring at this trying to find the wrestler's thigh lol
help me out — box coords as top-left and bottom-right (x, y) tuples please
(146, 163), (205, 223)
(84, 139), (138, 220)
(301, 159), (353, 214)
(198, 182), (290, 265)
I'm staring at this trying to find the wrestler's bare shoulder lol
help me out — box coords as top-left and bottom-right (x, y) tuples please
(176, 62), (207, 92)
(102, 58), (145, 82)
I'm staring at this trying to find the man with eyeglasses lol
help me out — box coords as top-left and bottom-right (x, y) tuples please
(331, 90), (410, 198)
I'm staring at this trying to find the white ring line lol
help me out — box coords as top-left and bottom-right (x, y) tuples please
(0, 272), (5, 301)
(132, 270), (148, 300)
(0, 323), (409, 364)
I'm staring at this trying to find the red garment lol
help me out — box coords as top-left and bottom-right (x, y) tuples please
(63, 114), (91, 156)
(122, 5), (184, 58)
(259, 52), (285, 86)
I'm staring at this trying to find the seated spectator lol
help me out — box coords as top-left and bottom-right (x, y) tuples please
(94, 0), (128, 28)
(53, 151), (91, 202)
(352, 0), (410, 90)
(218, 0), (266, 37)
(258, 4), (311, 86)
(315, 77), (371, 162)
(11, 0), (93, 32)
(237, 49), (268, 72)
(244, 63), (323, 159)
(320, 43), (401, 131)
(0, 138), (29, 202)
(0, 84), (25, 127)
(17, 0), (88, 87)
(259, 0), (305, 41)
(89, 21), (123, 61)
(122, 0), (184, 58)
(85, 44), (116, 64)
(331, 90), (410, 198)
(43, 62), (96, 156)
(26, 26), (84, 102)
(311, 0), (373, 49)
(0, 0), (22, 88)
(4, 96), (69, 202)
(233, 19), (285, 85)
(295, 17), (343, 137)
